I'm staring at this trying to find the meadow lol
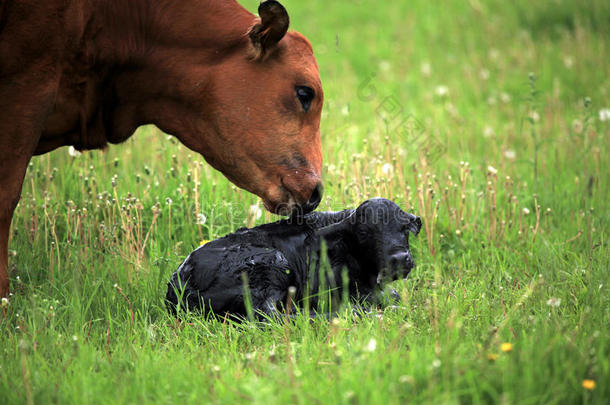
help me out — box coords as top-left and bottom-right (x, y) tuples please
(1, 0), (608, 403)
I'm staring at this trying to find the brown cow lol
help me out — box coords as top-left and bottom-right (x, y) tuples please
(0, 0), (324, 297)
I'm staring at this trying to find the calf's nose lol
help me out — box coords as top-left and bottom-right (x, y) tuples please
(389, 251), (414, 270)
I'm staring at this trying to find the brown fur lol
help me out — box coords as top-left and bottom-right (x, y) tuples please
(0, 0), (323, 297)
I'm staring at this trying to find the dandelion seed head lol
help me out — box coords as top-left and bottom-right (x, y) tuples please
(599, 108), (610, 122)
(399, 375), (414, 384)
(195, 213), (207, 225)
(435, 85), (449, 97)
(248, 204), (262, 220)
(381, 162), (394, 177)
(546, 297), (561, 308)
(421, 62), (431, 76)
(365, 338), (377, 352)
(483, 126), (495, 138)
(68, 146), (82, 157)
(503, 150), (516, 160)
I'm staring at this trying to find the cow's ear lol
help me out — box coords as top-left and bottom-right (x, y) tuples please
(248, 1), (290, 59)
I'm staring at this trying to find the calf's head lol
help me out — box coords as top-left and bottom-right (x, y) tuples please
(157, 1), (323, 215)
(348, 198), (422, 282)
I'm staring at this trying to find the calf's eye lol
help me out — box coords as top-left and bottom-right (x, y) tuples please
(295, 86), (315, 112)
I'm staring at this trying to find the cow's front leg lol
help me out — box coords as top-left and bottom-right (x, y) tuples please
(0, 146), (34, 298)
(0, 83), (53, 298)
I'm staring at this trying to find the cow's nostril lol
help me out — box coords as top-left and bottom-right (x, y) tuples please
(308, 182), (323, 207)
(298, 182), (323, 215)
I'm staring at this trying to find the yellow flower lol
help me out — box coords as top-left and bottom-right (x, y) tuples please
(199, 240), (210, 246)
(487, 353), (498, 361)
(500, 343), (513, 352)
(582, 379), (596, 390)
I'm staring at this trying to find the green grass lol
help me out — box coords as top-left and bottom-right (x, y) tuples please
(1, 0), (609, 403)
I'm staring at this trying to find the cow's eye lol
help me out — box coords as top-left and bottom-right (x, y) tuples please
(295, 86), (314, 112)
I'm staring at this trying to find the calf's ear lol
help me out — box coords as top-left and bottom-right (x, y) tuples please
(248, 0), (290, 59)
(398, 211), (422, 236)
(317, 212), (356, 236)
(407, 216), (422, 236)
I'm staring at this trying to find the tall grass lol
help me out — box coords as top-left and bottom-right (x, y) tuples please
(1, 0), (608, 403)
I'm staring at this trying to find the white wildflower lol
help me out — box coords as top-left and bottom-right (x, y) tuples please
(599, 108), (610, 122)
(503, 149), (516, 160)
(487, 165), (498, 175)
(365, 338), (377, 352)
(248, 204), (262, 220)
(546, 297), (561, 308)
(195, 213), (207, 225)
(72, 335), (78, 342)
(381, 162), (394, 177)
(432, 358), (441, 368)
(483, 126), (495, 138)
(435, 85), (449, 97)
(399, 375), (414, 384)
(1, 297), (8, 307)
(68, 146), (82, 157)
(522, 207), (530, 215)
(421, 62), (431, 77)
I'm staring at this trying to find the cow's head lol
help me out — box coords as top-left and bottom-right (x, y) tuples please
(166, 1), (323, 216)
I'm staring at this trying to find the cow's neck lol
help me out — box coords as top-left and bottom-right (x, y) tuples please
(85, 0), (255, 148)
(93, 0), (255, 65)
(36, 0), (257, 155)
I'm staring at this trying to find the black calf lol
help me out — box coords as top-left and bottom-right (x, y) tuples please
(166, 198), (421, 319)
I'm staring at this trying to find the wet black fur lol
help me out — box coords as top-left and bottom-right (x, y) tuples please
(166, 198), (421, 319)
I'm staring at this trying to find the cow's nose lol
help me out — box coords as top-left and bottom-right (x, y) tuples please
(301, 182), (323, 214)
